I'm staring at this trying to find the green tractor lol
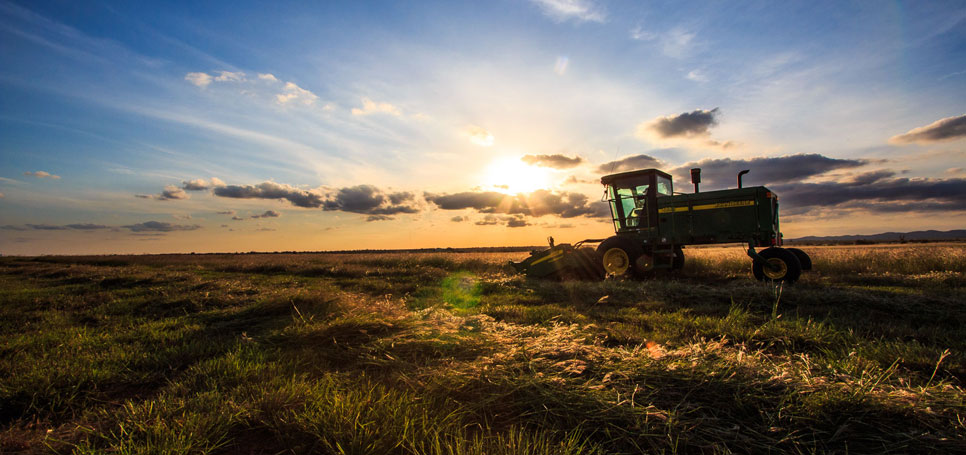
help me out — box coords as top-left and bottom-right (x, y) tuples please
(512, 167), (811, 283)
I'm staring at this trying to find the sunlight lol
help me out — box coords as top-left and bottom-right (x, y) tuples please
(481, 157), (552, 194)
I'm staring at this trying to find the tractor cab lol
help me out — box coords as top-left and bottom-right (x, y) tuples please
(601, 169), (673, 233)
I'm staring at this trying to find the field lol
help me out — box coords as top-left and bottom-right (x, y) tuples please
(1, 244), (965, 454)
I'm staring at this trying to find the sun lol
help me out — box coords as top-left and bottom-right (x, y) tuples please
(481, 157), (553, 194)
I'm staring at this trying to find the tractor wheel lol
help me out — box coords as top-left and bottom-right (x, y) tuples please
(672, 246), (685, 270)
(752, 247), (802, 284)
(596, 236), (643, 278)
(786, 247), (812, 271)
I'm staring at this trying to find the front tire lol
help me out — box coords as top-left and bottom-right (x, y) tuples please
(596, 237), (642, 277)
(752, 247), (802, 283)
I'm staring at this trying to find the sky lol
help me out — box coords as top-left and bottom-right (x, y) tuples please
(1, 0), (965, 255)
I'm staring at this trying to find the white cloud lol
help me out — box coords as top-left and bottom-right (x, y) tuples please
(275, 81), (319, 105)
(629, 25), (656, 41)
(24, 170), (60, 179)
(214, 71), (245, 82)
(661, 27), (696, 58)
(554, 56), (569, 75)
(530, 0), (605, 23)
(465, 125), (494, 147)
(686, 70), (708, 82)
(351, 97), (401, 116)
(258, 73), (279, 82)
(185, 72), (212, 87)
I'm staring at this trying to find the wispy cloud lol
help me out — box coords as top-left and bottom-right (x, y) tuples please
(530, 0), (606, 23)
(465, 125), (494, 147)
(23, 170), (60, 179)
(521, 154), (584, 169)
(184, 72), (212, 88)
(889, 114), (966, 144)
(250, 210), (280, 219)
(351, 97), (401, 116)
(123, 221), (201, 232)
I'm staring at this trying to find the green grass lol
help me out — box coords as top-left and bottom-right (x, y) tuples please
(1, 245), (965, 454)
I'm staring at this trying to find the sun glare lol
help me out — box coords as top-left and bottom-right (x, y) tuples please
(482, 157), (552, 194)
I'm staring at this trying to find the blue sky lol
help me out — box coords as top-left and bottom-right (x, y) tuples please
(1, 0), (965, 254)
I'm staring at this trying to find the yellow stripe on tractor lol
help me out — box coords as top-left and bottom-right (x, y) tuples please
(658, 200), (755, 214)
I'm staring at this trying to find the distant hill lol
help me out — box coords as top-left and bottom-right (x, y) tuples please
(788, 229), (966, 243)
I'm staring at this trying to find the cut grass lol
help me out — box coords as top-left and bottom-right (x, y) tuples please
(2, 244), (965, 453)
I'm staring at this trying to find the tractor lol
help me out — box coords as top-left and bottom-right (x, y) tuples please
(511, 167), (812, 283)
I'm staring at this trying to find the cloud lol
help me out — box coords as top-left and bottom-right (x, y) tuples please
(258, 73), (279, 82)
(629, 25), (656, 41)
(426, 189), (604, 219)
(216, 210), (236, 215)
(232, 216), (245, 221)
(596, 154), (664, 173)
(450, 216), (468, 222)
(366, 215), (394, 222)
(185, 72), (212, 87)
(521, 154), (584, 169)
(351, 97), (401, 116)
(889, 114), (966, 144)
(530, 0), (606, 23)
(275, 81), (318, 105)
(642, 108), (719, 140)
(66, 223), (109, 230)
(668, 153), (869, 188)
(26, 224), (68, 230)
(122, 221), (202, 232)
(323, 185), (419, 215)
(554, 56), (569, 75)
(251, 210), (281, 219)
(465, 125), (494, 147)
(474, 214), (530, 228)
(1, 225), (27, 231)
(686, 70), (708, 82)
(182, 177), (225, 191)
(159, 185), (189, 200)
(215, 181), (325, 208)
(661, 27), (696, 58)
(23, 171), (60, 179)
(213, 181), (418, 215)
(774, 177), (966, 216)
(214, 71), (245, 82)
(134, 194), (152, 199)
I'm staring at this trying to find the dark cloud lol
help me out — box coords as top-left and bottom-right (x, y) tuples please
(450, 216), (468, 222)
(366, 215), (394, 222)
(669, 154), (868, 189)
(65, 223), (109, 230)
(212, 181), (417, 215)
(645, 108), (719, 139)
(216, 210), (236, 215)
(521, 154), (585, 169)
(323, 185), (419, 215)
(251, 210), (281, 219)
(846, 170), (896, 186)
(122, 221), (201, 232)
(564, 175), (597, 185)
(214, 182), (324, 208)
(26, 224), (68, 230)
(0, 225), (28, 231)
(134, 194), (152, 199)
(774, 177), (966, 215)
(889, 114), (966, 144)
(596, 154), (664, 174)
(232, 216), (244, 221)
(474, 214), (529, 228)
(426, 189), (600, 218)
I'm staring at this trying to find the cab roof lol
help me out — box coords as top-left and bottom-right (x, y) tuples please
(600, 168), (672, 185)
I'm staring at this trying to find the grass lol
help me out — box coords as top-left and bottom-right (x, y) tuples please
(1, 244), (965, 454)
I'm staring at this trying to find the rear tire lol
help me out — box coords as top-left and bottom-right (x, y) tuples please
(596, 236), (643, 278)
(752, 247), (802, 283)
(786, 247), (812, 271)
(671, 246), (685, 270)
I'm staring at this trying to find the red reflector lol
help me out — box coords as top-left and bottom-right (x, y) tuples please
(765, 192), (772, 198)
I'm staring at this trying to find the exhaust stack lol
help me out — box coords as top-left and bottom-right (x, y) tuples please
(690, 168), (701, 193)
(737, 170), (750, 188)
